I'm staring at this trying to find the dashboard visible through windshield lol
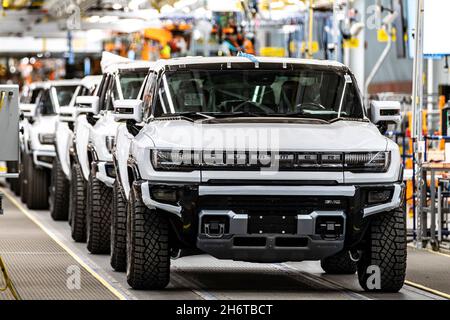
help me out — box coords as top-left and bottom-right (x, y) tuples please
(154, 69), (364, 122)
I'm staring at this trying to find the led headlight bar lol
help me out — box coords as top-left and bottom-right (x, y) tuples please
(344, 152), (390, 173)
(150, 149), (391, 173)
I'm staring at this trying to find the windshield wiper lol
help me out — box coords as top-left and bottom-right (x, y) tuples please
(163, 112), (215, 120)
(214, 111), (271, 118)
(329, 117), (368, 123)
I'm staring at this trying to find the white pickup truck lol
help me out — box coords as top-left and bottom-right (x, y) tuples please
(113, 56), (405, 292)
(70, 61), (151, 257)
(20, 80), (80, 210)
(50, 76), (102, 221)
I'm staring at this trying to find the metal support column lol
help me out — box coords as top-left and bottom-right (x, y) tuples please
(412, 0), (425, 246)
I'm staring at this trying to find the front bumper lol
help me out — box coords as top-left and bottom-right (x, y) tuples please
(32, 150), (56, 169)
(93, 161), (116, 187)
(196, 210), (345, 262)
(139, 182), (404, 262)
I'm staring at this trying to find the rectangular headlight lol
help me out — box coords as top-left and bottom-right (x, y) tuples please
(39, 133), (56, 145)
(344, 152), (390, 172)
(151, 149), (200, 171)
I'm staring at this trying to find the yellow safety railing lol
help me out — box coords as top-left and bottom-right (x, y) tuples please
(0, 255), (21, 300)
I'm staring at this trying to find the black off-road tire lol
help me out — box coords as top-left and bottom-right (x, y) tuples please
(127, 186), (170, 290)
(20, 152), (28, 204)
(7, 161), (20, 195)
(69, 163), (87, 242)
(110, 181), (128, 272)
(357, 208), (407, 293)
(86, 173), (112, 254)
(321, 250), (357, 275)
(49, 157), (70, 221)
(26, 154), (49, 210)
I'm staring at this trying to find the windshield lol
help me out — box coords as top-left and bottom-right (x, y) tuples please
(55, 85), (77, 107)
(119, 71), (147, 99)
(154, 69), (364, 121)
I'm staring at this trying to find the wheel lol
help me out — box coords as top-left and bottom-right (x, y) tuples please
(357, 208), (407, 293)
(7, 161), (20, 195)
(111, 181), (127, 272)
(69, 163), (87, 242)
(321, 250), (357, 275)
(127, 186), (170, 290)
(49, 157), (70, 221)
(26, 154), (49, 210)
(20, 152), (28, 204)
(86, 173), (112, 254)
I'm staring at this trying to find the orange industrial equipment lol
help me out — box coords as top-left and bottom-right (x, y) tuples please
(144, 28), (173, 46)
(143, 28), (173, 60)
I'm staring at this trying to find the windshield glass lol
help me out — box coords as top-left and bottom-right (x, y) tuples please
(119, 71), (147, 99)
(55, 85), (78, 107)
(154, 69), (364, 121)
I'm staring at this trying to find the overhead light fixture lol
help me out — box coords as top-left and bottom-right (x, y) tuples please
(87, 15), (101, 23)
(128, 0), (147, 10)
(99, 16), (120, 23)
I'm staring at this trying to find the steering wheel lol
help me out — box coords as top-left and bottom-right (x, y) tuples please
(296, 102), (327, 111)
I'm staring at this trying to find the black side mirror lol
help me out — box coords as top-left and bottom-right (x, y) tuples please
(126, 120), (141, 137)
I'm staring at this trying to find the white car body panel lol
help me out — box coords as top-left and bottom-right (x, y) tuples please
(55, 121), (73, 178)
(89, 111), (118, 162)
(74, 115), (92, 180)
(28, 115), (58, 169)
(115, 124), (135, 199)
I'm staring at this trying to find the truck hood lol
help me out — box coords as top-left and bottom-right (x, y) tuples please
(145, 118), (389, 152)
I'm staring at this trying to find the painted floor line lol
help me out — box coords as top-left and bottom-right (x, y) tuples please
(405, 280), (450, 300)
(1, 188), (127, 301)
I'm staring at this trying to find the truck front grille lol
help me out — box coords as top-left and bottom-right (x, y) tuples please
(199, 195), (348, 216)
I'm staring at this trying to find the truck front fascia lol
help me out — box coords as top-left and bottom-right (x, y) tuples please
(137, 181), (404, 258)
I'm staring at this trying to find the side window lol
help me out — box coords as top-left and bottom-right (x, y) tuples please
(341, 85), (364, 118)
(154, 84), (170, 117)
(105, 78), (117, 111)
(98, 74), (114, 111)
(142, 72), (158, 120)
(38, 90), (54, 115)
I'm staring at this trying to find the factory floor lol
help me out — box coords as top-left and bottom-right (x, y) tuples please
(0, 187), (449, 301)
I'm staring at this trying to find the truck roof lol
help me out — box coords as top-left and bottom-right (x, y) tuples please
(152, 56), (347, 72)
(80, 75), (102, 88)
(28, 79), (82, 90)
(104, 60), (155, 74)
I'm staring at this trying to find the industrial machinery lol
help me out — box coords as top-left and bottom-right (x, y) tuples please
(0, 85), (21, 300)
